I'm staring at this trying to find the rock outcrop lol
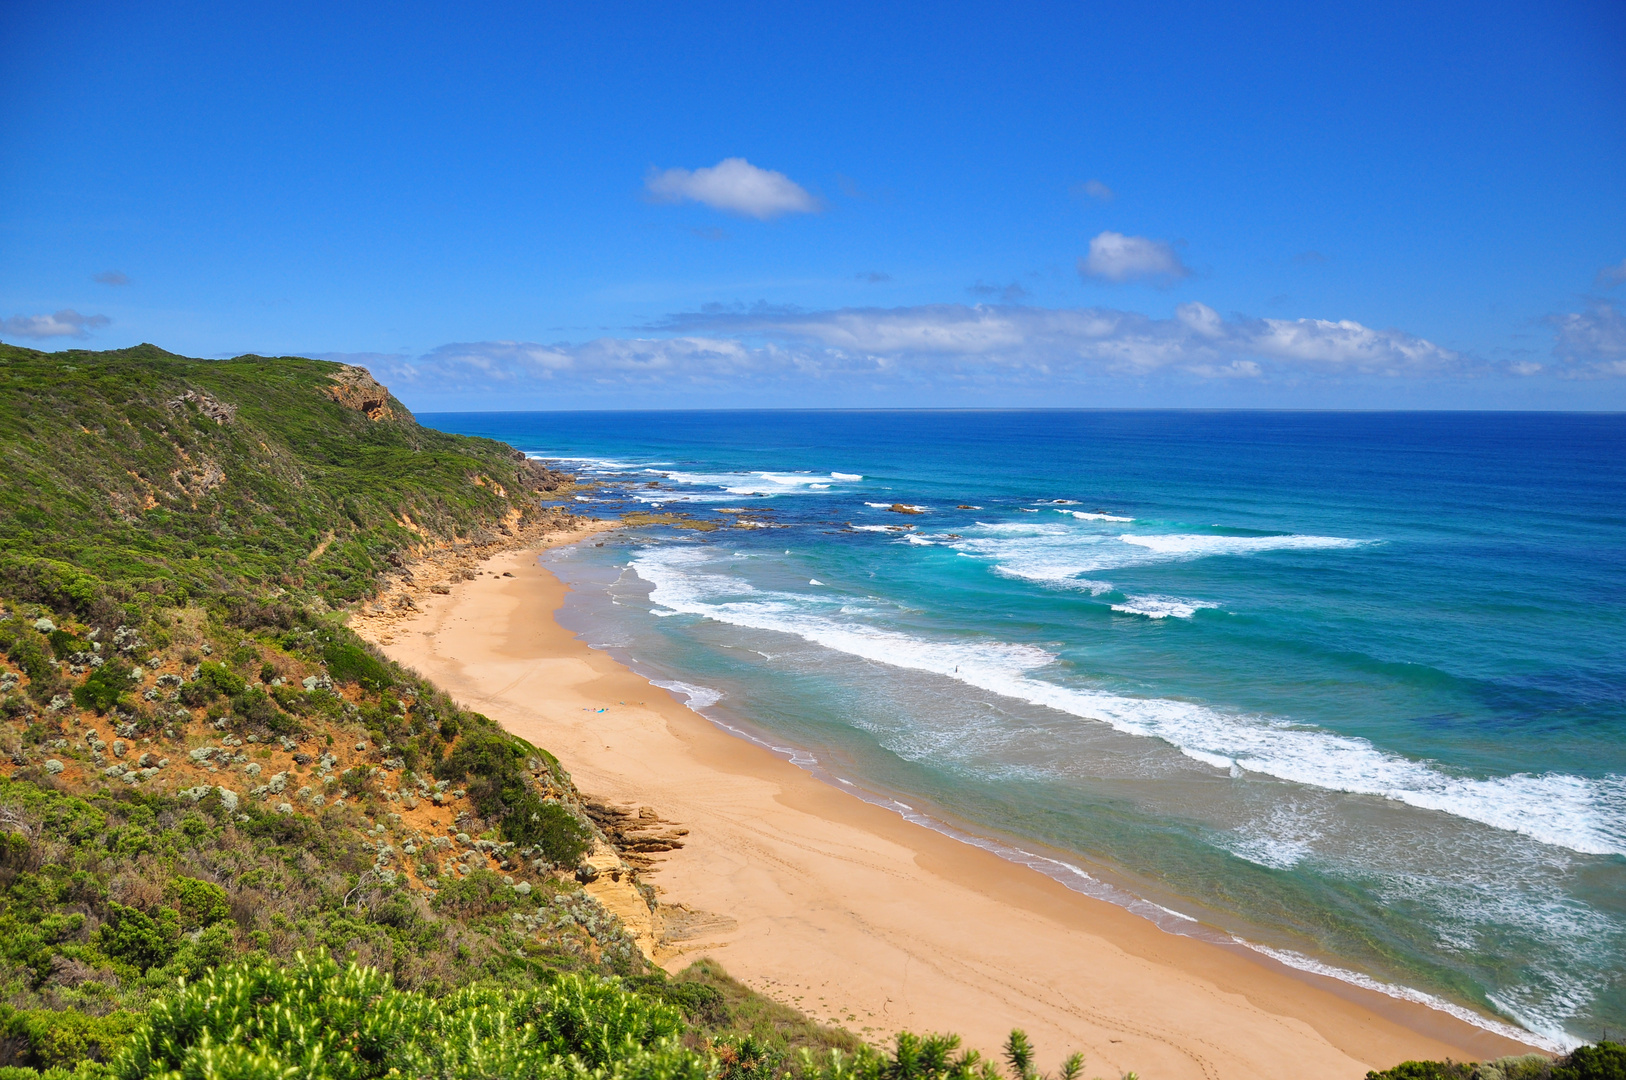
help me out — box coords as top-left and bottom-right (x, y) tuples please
(324, 365), (396, 421)
(167, 389), (238, 424)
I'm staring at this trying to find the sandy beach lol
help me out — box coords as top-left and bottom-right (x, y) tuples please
(364, 534), (1539, 1080)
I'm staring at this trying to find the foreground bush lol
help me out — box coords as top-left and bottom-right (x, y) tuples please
(0, 951), (1104, 1080)
(1366, 1041), (1626, 1080)
(113, 951), (698, 1080)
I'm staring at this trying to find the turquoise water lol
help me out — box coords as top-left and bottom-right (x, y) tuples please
(425, 410), (1626, 1049)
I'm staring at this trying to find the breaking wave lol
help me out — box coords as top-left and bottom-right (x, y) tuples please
(628, 546), (1626, 858)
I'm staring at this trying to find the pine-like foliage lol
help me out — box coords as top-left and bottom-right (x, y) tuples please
(113, 951), (699, 1080)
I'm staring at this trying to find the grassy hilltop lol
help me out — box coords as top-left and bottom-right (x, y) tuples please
(0, 342), (1616, 1080)
(0, 341), (576, 612)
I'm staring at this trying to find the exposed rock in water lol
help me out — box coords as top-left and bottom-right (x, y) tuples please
(887, 503), (926, 514)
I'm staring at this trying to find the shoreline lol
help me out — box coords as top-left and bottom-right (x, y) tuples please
(362, 534), (1543, 1080)
(594, 667), (1565, 1058)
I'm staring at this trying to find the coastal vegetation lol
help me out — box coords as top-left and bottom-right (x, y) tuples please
(0, 341), (1611, 1078)
(1365, 1044), (1626, 1080)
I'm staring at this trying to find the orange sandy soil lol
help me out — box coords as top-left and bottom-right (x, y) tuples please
(4, 615), (544, 894)
(2, 520), (616, 900)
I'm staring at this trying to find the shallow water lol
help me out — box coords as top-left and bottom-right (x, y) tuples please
(423, 410), (1626, 1049)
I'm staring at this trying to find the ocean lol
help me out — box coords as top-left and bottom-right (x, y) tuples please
(422, 409), (1625, 1050)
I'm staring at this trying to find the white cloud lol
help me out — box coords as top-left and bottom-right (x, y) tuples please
(93, 270), (131, 286)
(387, 302), (1464, 393)
(1078, 231), (1190, 283)
(339, 301), (1626, 408)
(645, 158), (821, 219)
(1247, 316), (1461, 374)
(1596, 259), (1626, 289)
(1176, 301), (1225, 337)
(2, 309), (111, 339)
(1548, 301), (1626, 377)
(731, 303), (1462, 375)
(1073, 179), (1115, 202)
(367, 336), (774, 396)
(1186, 359), (1263, 378)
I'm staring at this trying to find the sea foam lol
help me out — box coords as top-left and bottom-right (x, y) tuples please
(950, 521), (1371, 592)
(630, 546), (1626, 858)
(1118, 533), (1368, 556)
(1058, 509), (1134, 522)
(1111, 595), (1217, 619)
(650, 678), (724, 711)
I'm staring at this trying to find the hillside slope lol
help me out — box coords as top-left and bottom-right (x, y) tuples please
(0, 341), (574, 613)
(0, 344), (869, 1075)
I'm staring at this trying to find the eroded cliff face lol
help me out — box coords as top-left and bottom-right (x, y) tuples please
(325, 365), (397, 421)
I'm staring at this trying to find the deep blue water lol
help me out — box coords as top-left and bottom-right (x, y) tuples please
(424, 410), (1626, 1048)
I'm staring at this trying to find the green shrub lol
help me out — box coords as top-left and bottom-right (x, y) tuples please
(177, 681), (214, 707)
(508, 799), (591, 867)
(168, 921), (237, 981)
(1365, 1063), (1476, 1080)
(1366, 1044), (1626, 1080)
(0, 831), (36, 889)
(45, 630), (89, 660)
(231, 687), (282, 728)
(430, 868), (515, 917)
(195, 661), (245, 698)
(780, 1029), (1078, 1080)
(338, 767), (372, 797)
(110, 951), (699, 1080)
(1554, 1042), (1626, 1080)
(1, 624), (55, 690)
(516, 969), (685, 1066)
(97, 904), (179, 973)
(164, 877), (230, 929)
(0, 1006), (139, 1071)
(625, 976), (729, 1027)
(435, 732), (588, 862)
(0, 558), (106, 621)
(71, 664), (133, 714)
(321, 641), (391, 692)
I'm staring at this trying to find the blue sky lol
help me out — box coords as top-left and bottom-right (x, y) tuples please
(3, 0), (1623, 409)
